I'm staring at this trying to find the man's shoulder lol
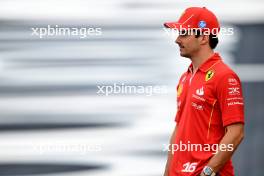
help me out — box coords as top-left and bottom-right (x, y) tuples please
(179, 72), (188, 82)
(213, 60), (240, 81)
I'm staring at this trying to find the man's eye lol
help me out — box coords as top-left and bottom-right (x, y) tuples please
(179, 33), (188, 36)
(178, 30), (188, 36)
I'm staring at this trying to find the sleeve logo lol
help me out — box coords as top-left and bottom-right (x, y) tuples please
(177, 84), (183, 97)
(228, 87), (240, 95)
(228, 78), (238, 85)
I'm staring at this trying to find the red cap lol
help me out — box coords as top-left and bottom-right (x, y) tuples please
(164, 7), (220, 34)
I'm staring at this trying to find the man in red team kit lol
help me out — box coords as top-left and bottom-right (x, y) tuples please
(163, 7), (245, 176)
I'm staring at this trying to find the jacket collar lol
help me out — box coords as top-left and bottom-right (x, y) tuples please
(188, 53), (221, 73)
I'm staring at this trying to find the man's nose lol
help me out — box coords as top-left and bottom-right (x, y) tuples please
(175, 36), (181, 45)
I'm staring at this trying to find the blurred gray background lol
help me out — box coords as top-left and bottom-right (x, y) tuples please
(0, 0), (263, 175)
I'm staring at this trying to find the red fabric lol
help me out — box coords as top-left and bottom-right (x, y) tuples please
(169, 53), (244, 176)
(164, 7), (220, 34)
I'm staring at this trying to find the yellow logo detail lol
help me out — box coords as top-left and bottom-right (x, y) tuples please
(177, 84), (183, 97)
(205, 70), (214, 81)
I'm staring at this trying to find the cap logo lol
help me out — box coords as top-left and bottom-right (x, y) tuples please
(198, 20), (206, 28)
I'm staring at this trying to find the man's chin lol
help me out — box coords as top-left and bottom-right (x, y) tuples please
(179, 52), (190, 58)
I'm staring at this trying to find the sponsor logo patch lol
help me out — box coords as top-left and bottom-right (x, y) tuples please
(196, 86), (204, 96)
(192, 94), (205, 102)
(205, 70), (214, 81)
(228, 87), (240, 95)
(198, 21), (207, 28)
(227, 101), (244, 106)
(228, 78), (238, 86)
(191, 102), (203, 110)
(177, 84), (183, 97)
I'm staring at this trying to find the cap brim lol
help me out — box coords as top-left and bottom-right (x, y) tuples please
(164, 22), (183, 29)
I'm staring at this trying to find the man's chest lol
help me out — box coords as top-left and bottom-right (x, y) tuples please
(177, 71), (217, 112)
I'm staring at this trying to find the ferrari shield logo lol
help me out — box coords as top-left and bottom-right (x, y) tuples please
(205, 70), (214, 81)
(177, 84), (183, 97)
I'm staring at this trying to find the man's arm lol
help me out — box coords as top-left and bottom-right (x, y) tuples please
(164, 124), (178, 176)
(201, 123), (244, 175)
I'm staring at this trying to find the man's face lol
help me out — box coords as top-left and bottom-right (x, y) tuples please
(175, 30), (201, 58)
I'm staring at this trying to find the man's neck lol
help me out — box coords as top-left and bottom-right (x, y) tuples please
(191, 50), (214, 73)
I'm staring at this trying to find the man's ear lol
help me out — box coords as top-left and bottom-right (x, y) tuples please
(199, 35), (210, 46)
